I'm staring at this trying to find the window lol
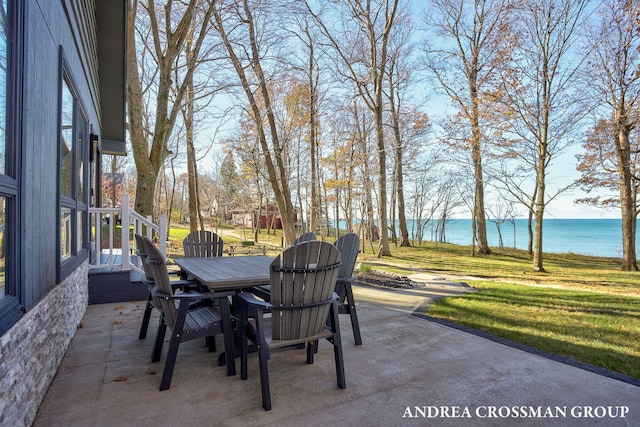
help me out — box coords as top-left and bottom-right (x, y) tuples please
(0, 0), (23, 334)
(58, 60), (89, 281)
(0, 197), (6, 299)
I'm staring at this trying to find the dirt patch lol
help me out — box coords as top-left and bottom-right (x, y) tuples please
(353, 272), (417, 289)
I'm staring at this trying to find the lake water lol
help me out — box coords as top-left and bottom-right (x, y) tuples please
(337, 218), (635, 258)
(419, 218), (629, 258)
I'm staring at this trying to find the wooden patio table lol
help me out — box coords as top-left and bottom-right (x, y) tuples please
(174, 255), (273, 291)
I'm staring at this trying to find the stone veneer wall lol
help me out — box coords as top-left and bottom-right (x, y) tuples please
(0, 261), (89, 427)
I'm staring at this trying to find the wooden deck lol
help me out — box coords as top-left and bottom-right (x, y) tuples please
(88, 250), (146, 304)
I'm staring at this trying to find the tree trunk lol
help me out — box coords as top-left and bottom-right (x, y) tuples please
(388, 76), (410, 247)
(395, 142), (410, 247)
(469, 76), (490, 255)
(533, 145), (547, 272)
(185, 36), (198, 232)
(375, 102), (391, 257)
(616, 120), (638, 271)
(307, 30), (319, 236)
(110, 156), (117, 208)
(127, 1), (156, 218)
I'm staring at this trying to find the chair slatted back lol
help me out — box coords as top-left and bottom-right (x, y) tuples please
(291, 232), (316, 246)
(183, 230), (223, 258)
(142, 236), (179, 329)
(134, 234), (154, 282)
(269, 241), (340, 341)
(334, 233), (360, 297)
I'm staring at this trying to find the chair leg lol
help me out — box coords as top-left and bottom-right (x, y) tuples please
(306, 340), (318, 364)
(160, 331), (181, 391)
(139, 293), (153, 340)
(254, 315), (271, 411)
(240, 303), (249, 380)
(151, 315), (167, 362)
(219, 299), (236, 376)
(206, 336), (217, 353)
(344, 284), (362, 345)
(258, 342), (271, 410)
(330, 305), (346, 389)
(241, 325), (249, 381)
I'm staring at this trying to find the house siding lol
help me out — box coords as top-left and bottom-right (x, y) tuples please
(22, 0), (101, 307)
(0, 0), (115, 425)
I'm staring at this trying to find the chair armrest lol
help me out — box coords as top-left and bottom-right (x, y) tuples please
(154, 288), (234, 301)
(170, 280), (207, 293)
(236, 292), (272, 310)
(250, 284), (271, 301)
(180, 289), (234, 299)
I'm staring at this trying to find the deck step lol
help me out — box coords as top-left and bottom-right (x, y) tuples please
(88, 253), (146, 304)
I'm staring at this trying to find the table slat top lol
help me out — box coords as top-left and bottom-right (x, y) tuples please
(174, 255), (273, 290)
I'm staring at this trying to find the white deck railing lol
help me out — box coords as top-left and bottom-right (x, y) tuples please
(89, 194), (167, 274)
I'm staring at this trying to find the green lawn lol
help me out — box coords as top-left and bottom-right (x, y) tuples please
(355, 241), (640, 380)
(428, 280), (640, 379)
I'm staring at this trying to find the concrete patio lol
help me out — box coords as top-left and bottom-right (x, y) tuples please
(33, 277), (639, 427)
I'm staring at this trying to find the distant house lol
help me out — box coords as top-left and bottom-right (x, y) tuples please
(231, 204), (298, 230)
(0, 2), (127, 425)
(230, 208), (254, 227)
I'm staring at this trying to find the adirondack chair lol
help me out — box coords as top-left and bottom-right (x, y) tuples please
(183, 230), (224, 258)
(292, 231), (316, 245)
(135, 234), (206, 342)
(251, 232), (319, 300)
(142, 236), (236, 391)
(334, 233), (362, 345)
(237, 240), (345, 411)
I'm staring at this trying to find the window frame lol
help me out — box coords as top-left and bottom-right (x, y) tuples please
(57, 49), (89, 283)
(0, 0), (24, 335)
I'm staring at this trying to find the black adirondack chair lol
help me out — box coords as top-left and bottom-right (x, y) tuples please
(135, 234), (206, 343)
(142, 236), (236, 391)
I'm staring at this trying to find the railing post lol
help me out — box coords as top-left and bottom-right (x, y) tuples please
(159, 215), (167, 257)
(92, 210), (101, 266)
(121, 194), (131, 270)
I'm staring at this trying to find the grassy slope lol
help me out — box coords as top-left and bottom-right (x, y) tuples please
(357, 242), (640, 380)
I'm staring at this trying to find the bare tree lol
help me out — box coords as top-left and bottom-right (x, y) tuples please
(422, 0), (512, 255)
(211, 0), (299, 244)
(306, 0), (401, 257)
(433, 173), (463, 244)
(487, 197), (515, 250)
(127, 0), (217, 218)
(385, 12), (419, 247)
(323, 100), (365, 238)
(497, 0), (590, 271)
(284, 16), (324, 236)
(407, 164), (440, 245)
(578, 0), (640, 271)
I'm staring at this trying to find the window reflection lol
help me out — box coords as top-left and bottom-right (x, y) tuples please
(61, 81), (73, 199)
(76, 111), (84, 201)
(61, 208), (71, 260)
(1, 0), (8, 299)
(0, 197), (5, 299)
(1, 0), (8, 175)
